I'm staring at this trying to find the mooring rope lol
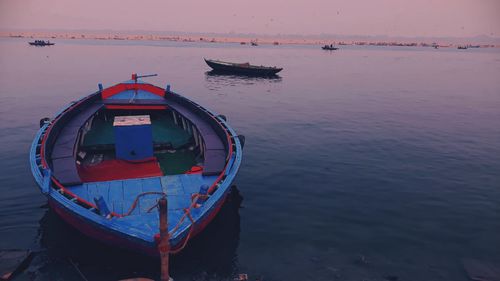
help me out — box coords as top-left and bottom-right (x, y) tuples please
(122, 191), (207, 253)
(169, 209), (196, 254)
(121, 191), (167, 217)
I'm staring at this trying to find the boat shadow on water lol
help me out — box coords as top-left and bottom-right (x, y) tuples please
(205, 71), (282, 89)
(25, 186), (243, 281)
(206, 70), (282, 80)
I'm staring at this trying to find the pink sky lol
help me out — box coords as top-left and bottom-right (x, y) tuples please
(1, 0), (499, 37)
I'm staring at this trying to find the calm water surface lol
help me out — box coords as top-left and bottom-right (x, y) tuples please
(0, 38), (499, 281)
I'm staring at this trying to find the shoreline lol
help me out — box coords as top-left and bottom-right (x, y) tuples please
(1, 31), (498, 48)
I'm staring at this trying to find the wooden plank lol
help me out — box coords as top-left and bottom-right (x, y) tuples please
(160, 176), (183, 195)
(86, 183), (100, 202)
(96, 182), (110, 202)
(114, 115), (151, 126)
(108, 181), (124, 214)
(123, 179), (143, 215)
(139, 178), (163, 213)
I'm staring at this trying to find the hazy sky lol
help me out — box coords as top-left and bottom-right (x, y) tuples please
(1, 0), (499, 37)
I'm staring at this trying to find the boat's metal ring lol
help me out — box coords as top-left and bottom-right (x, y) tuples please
(39, 117), (50, 128)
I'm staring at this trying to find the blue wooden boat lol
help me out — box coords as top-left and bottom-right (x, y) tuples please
(30, 74), (244, 256)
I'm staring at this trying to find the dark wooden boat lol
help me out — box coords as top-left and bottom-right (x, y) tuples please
(29, 40), (55, 46)
(30, 74), (244, 256)
(322, 45), (338, 50)
(457, 46), (468, 50)
(204, 59), (282, 76)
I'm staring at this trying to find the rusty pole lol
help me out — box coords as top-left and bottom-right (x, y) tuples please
(158, 196), (171, 281)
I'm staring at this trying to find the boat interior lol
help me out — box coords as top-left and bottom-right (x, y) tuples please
(44, 83), (230, 215)
(77, 108), (200, 182)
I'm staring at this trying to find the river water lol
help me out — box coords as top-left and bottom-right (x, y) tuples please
(0, 38), (499, 280)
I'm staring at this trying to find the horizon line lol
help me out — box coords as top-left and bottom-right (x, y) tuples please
(1, 27), (499, 41)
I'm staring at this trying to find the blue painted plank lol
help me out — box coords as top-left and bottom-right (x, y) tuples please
(108, 181), (124, 202)
(123, 179), (143, 215)
(107, 181), (124, 214)
(68, 184), (90, 202)
(96, 182), (110, 202)
(166, 209), (187, 232)
(137, 91), (163, 100)
(166, 194), (192, 211)
(112, 201), (123, 214)
(141, 178), (162, 193)
(103, 99), (167, 105)
(119, 213), (157, 233)
(138, 178), (163, 213)
(139, 197), (159, 214)
(160, 176), (184, 195)
(86, 183), (100, 201)
(179, 174), (203, 194)
(107, 90), (162, 100)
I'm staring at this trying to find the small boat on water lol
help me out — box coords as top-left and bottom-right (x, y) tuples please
(251, 41), (258, 46)
(457, 46), (468, 50)
(29, 40), (55, 46)
(30, 74), (244, 256)
(204, 59), (282, 76)
(322, 44), (338, 50)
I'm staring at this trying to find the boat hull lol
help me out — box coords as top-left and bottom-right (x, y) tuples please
(29, 43), (55, 46)
(205, 59), (282, 76)
(47, 187), (231, 256)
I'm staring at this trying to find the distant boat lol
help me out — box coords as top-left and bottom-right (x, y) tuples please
(322, 44), (338, 50)
(457, 46), (468, 50)
(204, 59), (283, 76)
(29, 40), (55, 46)
(251, 41), (258, 46)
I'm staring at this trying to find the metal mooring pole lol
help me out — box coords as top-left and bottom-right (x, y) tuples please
(158, 197), (171, 281)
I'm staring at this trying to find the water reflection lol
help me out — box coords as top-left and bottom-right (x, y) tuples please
(24, 186), (243, 281)
(205, 70), (282, 88)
